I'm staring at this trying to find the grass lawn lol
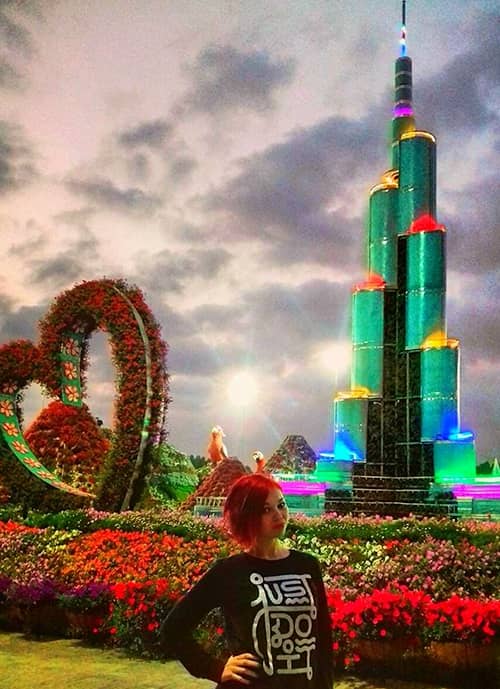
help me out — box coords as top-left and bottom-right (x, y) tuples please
(0, 632), (211, 689)
(0, 631), (454, 689)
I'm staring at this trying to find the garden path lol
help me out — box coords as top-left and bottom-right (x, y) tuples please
(0, 632), (454, 689)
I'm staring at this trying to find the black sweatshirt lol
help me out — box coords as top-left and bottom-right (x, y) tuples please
(160, 549), (334, 688)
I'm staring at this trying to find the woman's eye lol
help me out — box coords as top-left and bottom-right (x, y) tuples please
(279, 502), (287, 510)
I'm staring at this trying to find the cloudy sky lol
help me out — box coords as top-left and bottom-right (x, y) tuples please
(0, 0), (498, 465)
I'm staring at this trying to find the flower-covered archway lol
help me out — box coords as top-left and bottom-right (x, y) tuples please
(0, 279), (168, 511)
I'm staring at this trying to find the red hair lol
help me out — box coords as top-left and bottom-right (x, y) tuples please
(223, 473), (283, 547)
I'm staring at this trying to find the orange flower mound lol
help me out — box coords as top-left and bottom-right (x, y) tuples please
(59, 529), (225, 593)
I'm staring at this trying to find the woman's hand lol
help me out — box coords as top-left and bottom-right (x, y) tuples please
(220, 653), (260, 685)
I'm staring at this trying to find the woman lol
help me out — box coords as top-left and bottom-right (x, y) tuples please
(160, 473), (333, 688)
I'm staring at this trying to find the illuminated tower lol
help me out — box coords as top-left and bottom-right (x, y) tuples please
(319, 3), (477, 498)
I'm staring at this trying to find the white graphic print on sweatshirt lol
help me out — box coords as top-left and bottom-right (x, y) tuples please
(250, 572), (317, 678)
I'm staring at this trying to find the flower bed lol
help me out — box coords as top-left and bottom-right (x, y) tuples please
(0, 510), (498, 685)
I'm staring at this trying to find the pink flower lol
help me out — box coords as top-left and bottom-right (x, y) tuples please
(63, 361), (78, 380)
(64, 385), (80, 402)
(62, 338), (80, 357)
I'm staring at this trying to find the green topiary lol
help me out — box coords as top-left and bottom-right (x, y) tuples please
(148, 443), (199, 504)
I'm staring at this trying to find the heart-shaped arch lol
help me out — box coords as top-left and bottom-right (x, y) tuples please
(0, 279), (168, 511)
(0, 340), (89, 498)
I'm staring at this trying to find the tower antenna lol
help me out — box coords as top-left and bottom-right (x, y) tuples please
(400, 0), (407, 57)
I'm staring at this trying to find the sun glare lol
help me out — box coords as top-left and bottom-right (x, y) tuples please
(313, 341), (352, 374)
(226, 371), (259, 407)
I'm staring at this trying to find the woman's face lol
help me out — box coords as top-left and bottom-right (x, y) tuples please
(258, 488), (289, 540)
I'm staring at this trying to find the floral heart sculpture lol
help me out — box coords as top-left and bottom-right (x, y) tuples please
(0, 279), (168, 512)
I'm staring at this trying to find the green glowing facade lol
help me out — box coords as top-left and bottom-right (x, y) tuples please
(319, 17), (478, 487)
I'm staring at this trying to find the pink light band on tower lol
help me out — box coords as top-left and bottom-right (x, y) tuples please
(393, 105), (413, 117)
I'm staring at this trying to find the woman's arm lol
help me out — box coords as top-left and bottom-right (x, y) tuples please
(159, 560), (227, 682)
(312, 558), (334, 689)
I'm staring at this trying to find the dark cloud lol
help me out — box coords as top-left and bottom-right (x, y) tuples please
(443, 176), (500, 274)
(27, 231), (99, 288)
(0, 61), (20, 89)
(0, 291), (14, 313)
(145, 300), (193, 340)
(200, 114), (380, 266)
(118, 119), (172, 149)
(53, 206), (96, 228)
(126, 152), (150, 182)
(8, 231), (46, 259)
(448, 267), (500, 363)
(0, 303), (46, 342)
(0, 0), (40, 90)
(65, 176), (161, 215)
(188, 302), (245, 330)
(170, 279), (349, 383)
(180, 45), (295, 115)
(171, 222), (209, 244)
(169, 374), (213, 415)
(137, 247), (233, 295)
(0, 7), (33, 53)
(241, 280), (349, 364)
(0, 120), (37, 193)
(461, 363), (500, 457)
(416, 12), (500, 134)
(89, 118), (196, 192)
(168, 336), (225, 377)
(265, 369), (338, 452)
(169, 155), (197, 181)
(157, 280), (349, 381)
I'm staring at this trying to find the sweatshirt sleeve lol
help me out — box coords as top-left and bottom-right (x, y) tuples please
(159, 559), (227, 682)
(311, 556), (334, 689)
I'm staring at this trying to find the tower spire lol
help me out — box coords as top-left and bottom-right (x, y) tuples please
(400, 0), (407, 57)
(391, 0), (415, 164)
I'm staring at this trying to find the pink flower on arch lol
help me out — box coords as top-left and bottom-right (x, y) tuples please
(64, 385), (81, 402)
(63, 361), (78, 380)
(1, 382), (17, 394)
(62, 338), (80, 357)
